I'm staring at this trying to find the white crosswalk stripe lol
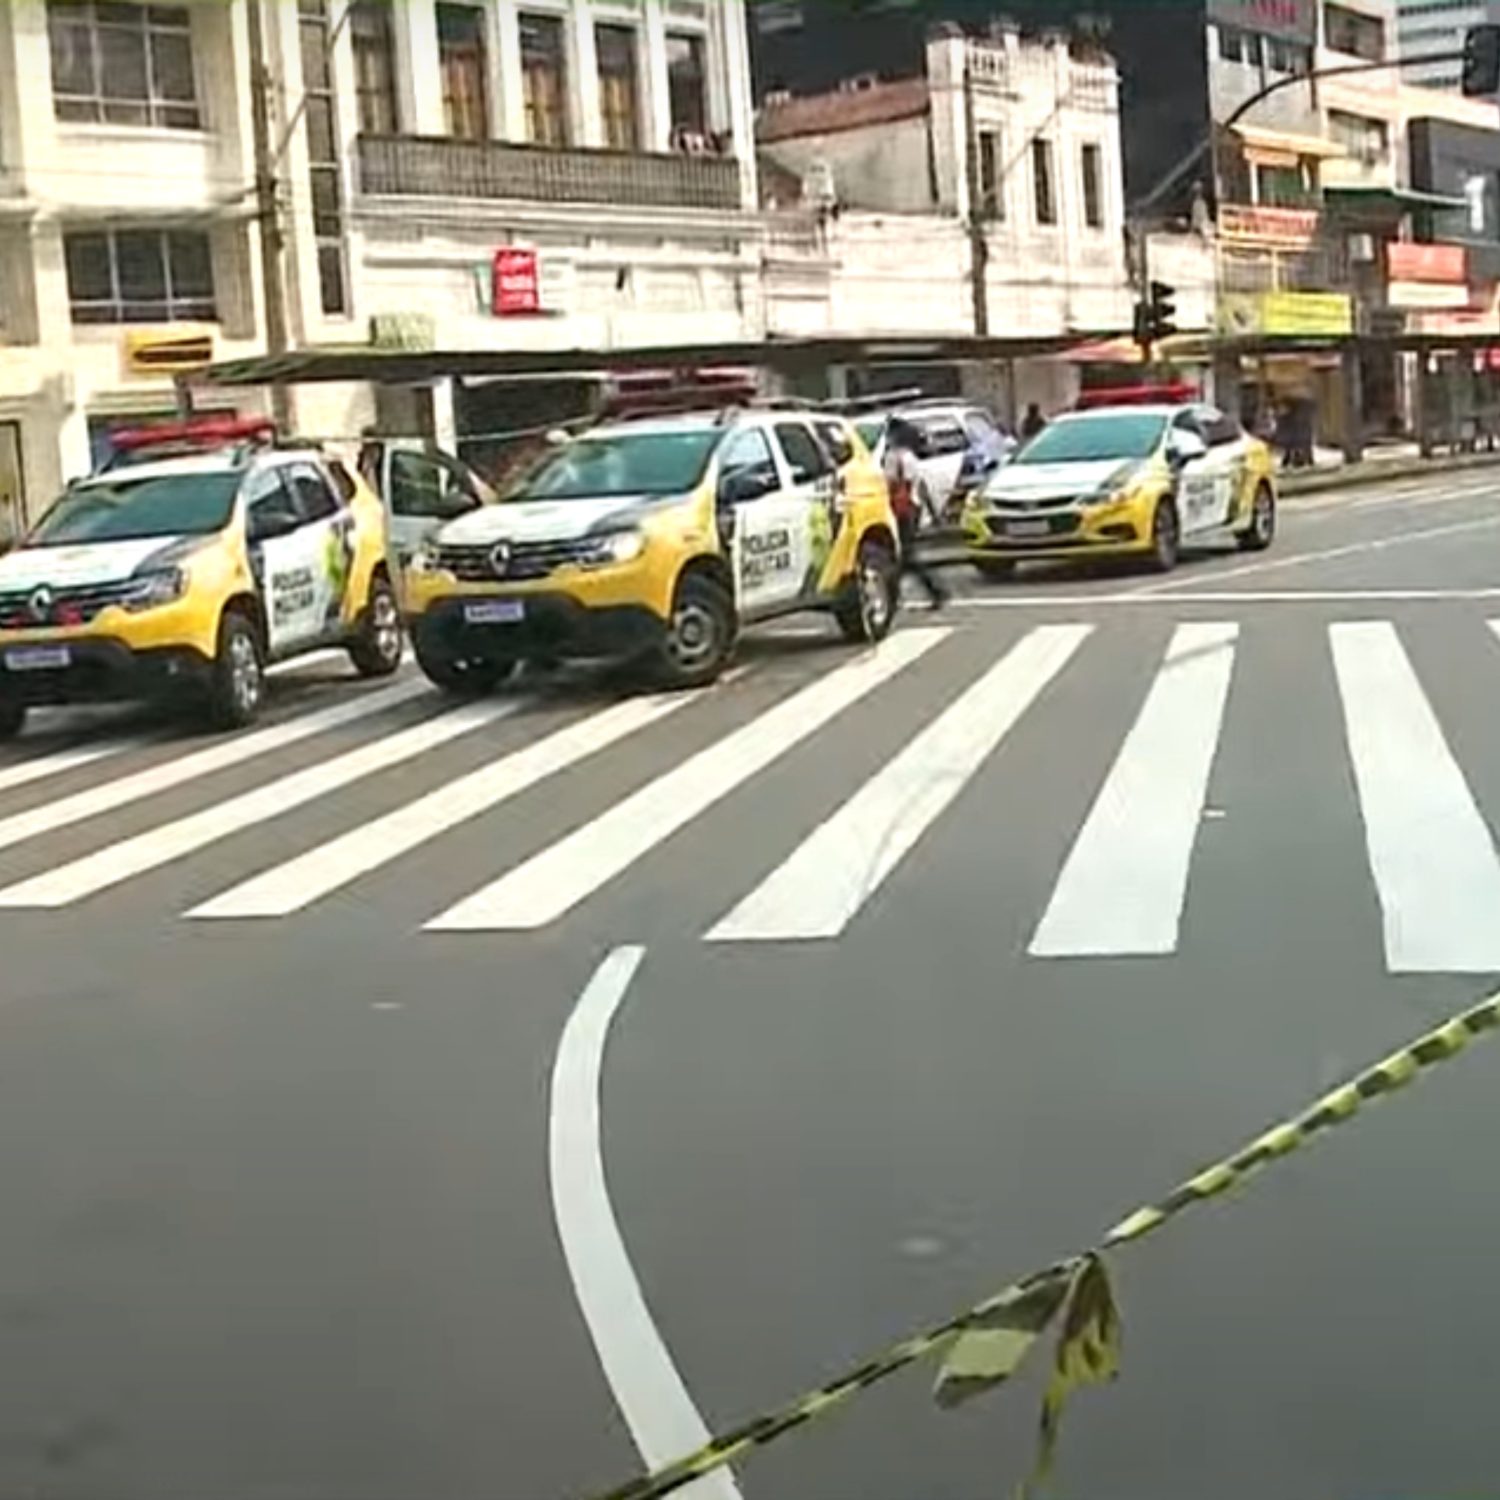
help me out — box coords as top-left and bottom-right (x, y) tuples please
(0, 734), (151, 796)
(0, 695), (519, 908)
(425, 628), (948, 932)
(706, 623), (1090, 942)
(1029, 622), (1238, 958)
(1331, 621), (1500, 973)
(0, 679), (426, 855)
(188, 691), (696, 919)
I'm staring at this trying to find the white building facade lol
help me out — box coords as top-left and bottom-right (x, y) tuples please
(1397, 0), (1498, 88)
(0, 0), (761, 528)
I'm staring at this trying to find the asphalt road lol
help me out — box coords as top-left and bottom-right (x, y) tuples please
(1, 463), (1500, 1500)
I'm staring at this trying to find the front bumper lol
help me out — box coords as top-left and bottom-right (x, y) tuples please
(964, 503), (1150, 560)
(410, 593), (668, 662)
(0, 638), (213, 706)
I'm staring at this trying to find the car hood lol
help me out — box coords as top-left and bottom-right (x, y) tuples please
(982, 459), (1137, 504)
(0, 536), (187, 590)
(437, 496), (649, 545)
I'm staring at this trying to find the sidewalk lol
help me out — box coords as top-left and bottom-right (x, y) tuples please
(1279, 442), (1500, 497)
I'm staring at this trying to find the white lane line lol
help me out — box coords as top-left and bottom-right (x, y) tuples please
(707, 624), (1090, 942)
(1030, 622), (1237, 957)
(428, 628), (948, 932)
(265, 648), (350, 679)
(1134, 513), (1500, 596)
(550, 947), (742, 1500)
(0, 736), (150, 797)
(1331, 621), (1500, 973)
(956, 587), (1500, 607)
(190, 692), (695, 918)
(0, 695), (518, 907)
(0, 680), (428, 857)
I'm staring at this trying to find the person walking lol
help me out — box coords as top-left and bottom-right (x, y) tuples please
(1020, 402), (1047, 441)
(883, 418), (948, 610)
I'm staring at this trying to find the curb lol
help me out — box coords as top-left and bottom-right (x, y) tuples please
(1280, 450), (1500, 497)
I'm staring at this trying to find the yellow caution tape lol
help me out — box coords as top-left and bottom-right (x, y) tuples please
(579, 988), (1500, 1500)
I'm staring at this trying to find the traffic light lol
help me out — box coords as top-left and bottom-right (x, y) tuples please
(1134, 279), (1178, 350)
(1462, 24), (1500, 97)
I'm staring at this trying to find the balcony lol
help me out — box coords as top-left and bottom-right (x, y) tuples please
(355, 135), (742, 212)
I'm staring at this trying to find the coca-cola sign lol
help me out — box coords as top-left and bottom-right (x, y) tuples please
(492, 247), (541, 316)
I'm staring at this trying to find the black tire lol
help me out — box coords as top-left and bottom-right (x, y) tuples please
(835, 537), (900, 643)
(348, 573), (404, 677)
(1146, 498), (1180, 573)
(1237, 483), (1276, 552)
(206, 608), (264, 730)
(654, 573), (734, 689)
(0, 700), (25, 740)
(972, 557), (1016, 582)
(413, 632), (516, 697)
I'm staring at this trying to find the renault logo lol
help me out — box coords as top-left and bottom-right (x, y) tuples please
(26, 586), (53, 624)
(488, 541), (512, 578)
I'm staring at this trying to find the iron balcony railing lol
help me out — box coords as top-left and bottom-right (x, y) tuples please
(356, 134), (742, 211)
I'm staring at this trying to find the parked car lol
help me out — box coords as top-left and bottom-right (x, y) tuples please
(850, 400), (1013, 521)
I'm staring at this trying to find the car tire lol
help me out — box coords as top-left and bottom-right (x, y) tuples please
(413, 633), (516, 697)
(348, 573), (404, 677)
(972, 557), (1016, 582)
(207, 608), (264, 730)
(836, 537), (899, 643)
(654, 572), (734, 689)
(1237, 483), (1276, 552)
(1146, 498), (1180, 573)
(0, 699), (26, 740)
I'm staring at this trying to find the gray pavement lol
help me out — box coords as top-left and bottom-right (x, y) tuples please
(0, 464), (1498, 1499)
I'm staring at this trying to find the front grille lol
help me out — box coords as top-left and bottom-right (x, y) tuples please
(0, 577), (141, 628)
(988, 514), (1080, 541)
(989, 495), (1079, 513)
(436, 538), (600, 582)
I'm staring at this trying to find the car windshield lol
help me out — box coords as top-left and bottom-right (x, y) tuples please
(1012, 412), (1168, 464)
(854, 419), (885, 449)
(27, 471), (241, 546)
(508, 430), (720, 501)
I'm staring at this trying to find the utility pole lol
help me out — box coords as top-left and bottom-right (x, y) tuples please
(245, 0), (292, 432)
(961, 50), (989, 339)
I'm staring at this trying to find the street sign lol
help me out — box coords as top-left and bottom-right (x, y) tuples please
(492, 247), (541, 316)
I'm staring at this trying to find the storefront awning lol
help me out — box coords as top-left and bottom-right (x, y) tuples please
(1233, 122), (1347, 161)
(1324, 184), (1468, 212)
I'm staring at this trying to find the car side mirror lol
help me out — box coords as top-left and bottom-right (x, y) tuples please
(1167, 430), (1208, 466)
(719, 467), (774, 505)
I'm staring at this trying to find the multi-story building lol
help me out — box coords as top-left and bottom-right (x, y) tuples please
(1397, 0), (1499, 89)
(756, 24), (1134, 414)
(0, 0), (761, 529)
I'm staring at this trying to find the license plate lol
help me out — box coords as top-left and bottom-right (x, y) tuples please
(5, 645), (71, 672)
(464, 600), (525, 625)
(1006, 519), (1052, 539)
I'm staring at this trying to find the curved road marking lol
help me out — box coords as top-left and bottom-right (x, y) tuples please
(550, 946), (743, 1500)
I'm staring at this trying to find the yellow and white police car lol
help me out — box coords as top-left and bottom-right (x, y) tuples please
(962, 402), (1278, 577)
(0, 420), (401, 736)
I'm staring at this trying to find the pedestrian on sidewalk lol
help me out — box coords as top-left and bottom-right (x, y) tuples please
(1021, 402), (1047, 441)
(883, 418), (948, 610)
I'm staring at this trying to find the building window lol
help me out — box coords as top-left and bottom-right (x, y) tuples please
(596, 24), (640, 151)
(64, 227), (216, 324)
(1255, 160), (1315, 208)
(1031, 137), (1056, 226)
(1242, 31), (1264, 70)
(1329, 107), (1389, 163)
(1080, 142), (1103, 228)
(298, 0), (348, 317)
(1267, 37), (1312, 74)
(1217, 25), (1243, 63)
(438, 4), (489, 141)
(666, 32), (707, 142)
(520, 12), (568, 147)
(978, 129), (1002, 219)
(47, 0), (199, 129)
(1325, 2), (1385, 61)
(351, 0), (398, 135)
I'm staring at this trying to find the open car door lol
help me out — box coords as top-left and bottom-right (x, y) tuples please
(363, 440), (494, 575)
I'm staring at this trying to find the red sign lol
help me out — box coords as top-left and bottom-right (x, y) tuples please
(1218, 204), (1319, 247)
(1387, 241), (1466, 284)
(492, 247), (541, 316)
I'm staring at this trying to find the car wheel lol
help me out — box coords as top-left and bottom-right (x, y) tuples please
(836, 537), (899, 643)
(413, 632), (515, 697)
(1237, 483), (1276, 552)
(207, 609), (264, 730)
(972, 557), (1016, 582)
(349, 573), (404, 677)
(0, 699), (26, 740)
(1146, 498), (1180, 573)
(655, 573), (734, 689)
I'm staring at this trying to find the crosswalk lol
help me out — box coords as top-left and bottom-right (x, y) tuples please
(1, 615), (1500, 971)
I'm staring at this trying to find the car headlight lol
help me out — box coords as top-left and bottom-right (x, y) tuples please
(1082, 464), (1143, 508)
(582, 528), (646, 567)
(122, 566), (186, 612)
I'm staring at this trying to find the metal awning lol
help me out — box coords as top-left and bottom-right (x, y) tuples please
(197, 332), (1128, 388)
(1324, 184), (1469, 212)
(1232, 123), (1346, 160)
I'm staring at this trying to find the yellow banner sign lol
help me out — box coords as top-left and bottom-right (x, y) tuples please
(1216, 291), (1352, 338)
(125, 330), (214, 376)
